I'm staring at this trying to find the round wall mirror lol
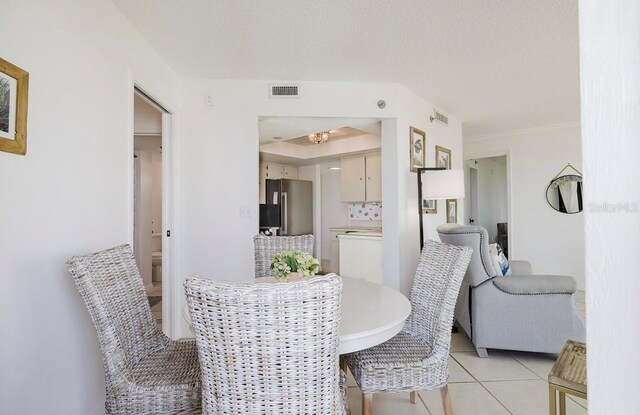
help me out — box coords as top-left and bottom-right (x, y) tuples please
(546, 174), (583, 214)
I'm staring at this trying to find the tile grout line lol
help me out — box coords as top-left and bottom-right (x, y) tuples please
(449, 352), (515, 415)
(510, 352), (588, 409)
(417, 393), (433, 415)
(567, 394), (588, 410)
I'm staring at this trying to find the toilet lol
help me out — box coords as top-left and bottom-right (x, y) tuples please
(152, 251), (162, 282)
(152, 233), (162, 282)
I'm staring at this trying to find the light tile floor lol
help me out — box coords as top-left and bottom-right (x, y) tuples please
(345, 291), (587, 414)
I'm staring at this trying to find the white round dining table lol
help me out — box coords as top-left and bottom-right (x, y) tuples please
(183, 275), (412, 355)
(337, 275), (411, 354)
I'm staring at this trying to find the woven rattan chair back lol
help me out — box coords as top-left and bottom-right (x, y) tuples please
(185, 274), (345, 414)
(67, 245), (168, 386)
(404, 240), (473, 359)
(253, 234), (314, 278)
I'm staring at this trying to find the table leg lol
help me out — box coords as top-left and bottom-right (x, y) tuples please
(559, 391), (567, 415)
(549, 385), (557, 415)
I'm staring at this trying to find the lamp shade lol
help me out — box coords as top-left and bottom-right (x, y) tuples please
(422, 170), (465, 199)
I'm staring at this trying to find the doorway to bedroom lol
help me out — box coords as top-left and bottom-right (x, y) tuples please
(465, 155), (509, 257)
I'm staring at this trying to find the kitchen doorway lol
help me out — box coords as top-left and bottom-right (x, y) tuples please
(257, 117), (383, 274)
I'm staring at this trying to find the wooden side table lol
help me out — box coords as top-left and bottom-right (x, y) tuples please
(548, 340), (587, 415)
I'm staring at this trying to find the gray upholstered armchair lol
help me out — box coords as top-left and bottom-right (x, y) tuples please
(437, 224), (585, 357)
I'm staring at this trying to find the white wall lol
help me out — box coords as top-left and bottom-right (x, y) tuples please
(178, 80), (462, 335)
(320, 163), (349, 260)
(580, 1), (640, 413)
(463, 123), (585, 289)
(152, 156), (163, 242)
(394, 86), (465, 295)
(0, 1), (181, 414)
(297, 164), (321, 258)
(134, 94), (162, 134)
(134, 150), (153, 288)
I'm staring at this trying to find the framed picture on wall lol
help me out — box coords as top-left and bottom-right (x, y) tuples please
(435, 145), (452, 169)
(0, 58), (29, 155)
(409, 126), (426, 172)
(422, 198), (437, 214)
(446, 199), (458, 223)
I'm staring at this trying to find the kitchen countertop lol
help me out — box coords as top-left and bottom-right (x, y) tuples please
(338, 233), (382, 240)
(330, 225), (382, 232)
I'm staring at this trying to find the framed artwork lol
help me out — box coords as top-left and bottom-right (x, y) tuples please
(422, 198), (437, 214)
(409, 126), (426, 172)
(435, 145), (452, 169)
(446, 199), (458, 223)
(0, 58), (29, 155)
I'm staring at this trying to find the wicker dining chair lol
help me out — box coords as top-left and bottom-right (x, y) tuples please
(346, 240), (472, 415)
(253, 234), (315, 278)
(67, 244), (201, 415)
(184, 273), (349, 415)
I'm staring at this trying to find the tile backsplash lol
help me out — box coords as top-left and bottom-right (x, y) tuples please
(348, 202), (382, 221)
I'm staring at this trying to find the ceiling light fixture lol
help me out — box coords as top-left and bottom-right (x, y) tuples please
(308, 131), (331, 144)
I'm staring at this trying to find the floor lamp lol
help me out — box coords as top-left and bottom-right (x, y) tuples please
(417, 168), (465, 251)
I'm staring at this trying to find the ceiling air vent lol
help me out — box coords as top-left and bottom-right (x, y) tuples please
(430, 109), (449, 126)
(269, 84), (300, 99)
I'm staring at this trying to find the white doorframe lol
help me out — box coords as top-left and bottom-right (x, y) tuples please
(129, 82), (182, 340)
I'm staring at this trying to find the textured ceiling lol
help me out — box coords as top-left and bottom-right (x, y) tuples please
(113, 0), (580, 136)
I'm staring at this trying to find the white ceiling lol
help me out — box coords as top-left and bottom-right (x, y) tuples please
(113, 0), (580, 137)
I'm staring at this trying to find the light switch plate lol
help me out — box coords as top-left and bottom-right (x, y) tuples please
(204, 94), (214, 106)
(239, 205), (252, 218)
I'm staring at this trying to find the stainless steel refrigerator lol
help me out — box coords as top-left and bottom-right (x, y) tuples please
(264, 179), (313, 236)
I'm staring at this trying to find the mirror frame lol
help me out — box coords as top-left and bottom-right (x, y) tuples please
(546, 174), (583, 214)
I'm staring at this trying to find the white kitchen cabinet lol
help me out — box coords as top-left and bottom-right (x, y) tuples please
(365, 153), (382, 202)
(340, 156), (366, 202)
(259, 162), (299, 203)
(266, 163), (299, 179)
(340, 153), (381, 202)
(282, 165), (299, 179)
(329, 227), (382, 274)
(339, 234), (383, 284)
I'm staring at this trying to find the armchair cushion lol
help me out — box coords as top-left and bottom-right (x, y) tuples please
(509, 260), (533, 276)
(492, 275), (577, 295)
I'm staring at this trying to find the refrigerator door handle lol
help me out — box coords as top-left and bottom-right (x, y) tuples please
(282, 192), (288, 235)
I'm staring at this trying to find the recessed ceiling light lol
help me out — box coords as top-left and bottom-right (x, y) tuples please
(328, 167), (341, 170)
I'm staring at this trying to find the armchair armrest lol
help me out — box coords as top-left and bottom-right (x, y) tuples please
(509, 260), (532, 276)
(493, 275), (577, 295)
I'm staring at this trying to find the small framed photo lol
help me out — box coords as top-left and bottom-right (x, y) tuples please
(409, 126), (426, 172)
(435, 145), (452, 170)
(422, 198), (437, 214)
(446, 199), (458, 223)
(0, 58), (29, 155)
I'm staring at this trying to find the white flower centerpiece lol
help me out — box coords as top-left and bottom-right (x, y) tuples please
(270, 250), (320, 281)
